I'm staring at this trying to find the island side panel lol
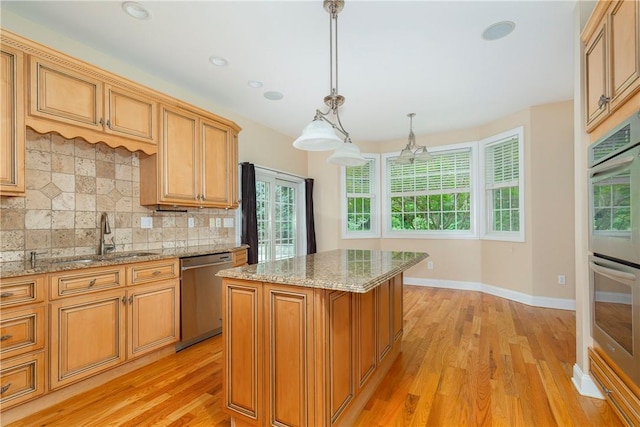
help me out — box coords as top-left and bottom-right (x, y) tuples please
(222, 278), (263, 425)
(264, 284), (315, 427)
(392, 273), (403, 343)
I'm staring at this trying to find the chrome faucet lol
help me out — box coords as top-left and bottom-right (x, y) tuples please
(99, 212), (115, 255)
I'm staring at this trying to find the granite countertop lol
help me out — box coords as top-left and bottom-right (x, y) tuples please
(217, 249), (429, 293)
(0, 244), (249, 278)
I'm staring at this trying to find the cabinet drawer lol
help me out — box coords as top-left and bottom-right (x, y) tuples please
(0, 306), (46, 361)
(232, 249), (248, 267)
(49, 266), (125, 300)
(0, 275), (45, 308)
(127, 259), (179, 286)
(0, 351), (46, 410)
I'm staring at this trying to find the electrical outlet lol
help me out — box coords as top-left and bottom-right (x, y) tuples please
(223, 218), (233, 228)
(140, 217), (153, 229)
(188, 218), (195, 228)
(558, 275), (566, 285)
(215, 218), (222, 227)
(427, 261), (434, 270)
(209, 218), (216, 228)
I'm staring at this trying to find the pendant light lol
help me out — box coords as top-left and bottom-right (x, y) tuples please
(293, 0), (367, 167)
(395, 113), (432, 165)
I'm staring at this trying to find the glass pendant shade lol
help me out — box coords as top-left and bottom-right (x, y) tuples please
(413, 146), (433, 161)
(395, 148), (414, 165)
(326, 142), (367, 166)
(293, 119), (343, 151)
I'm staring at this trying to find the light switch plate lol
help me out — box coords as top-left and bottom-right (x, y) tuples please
(209, 218), (216, 228)
(215, 218), (222, 227)
(223, 218), (234, 228)
(141, 217), (153, 229)
(188, 218), (195, 228)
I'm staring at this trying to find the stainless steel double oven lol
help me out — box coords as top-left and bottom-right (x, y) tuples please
(589, 110), (640, 385)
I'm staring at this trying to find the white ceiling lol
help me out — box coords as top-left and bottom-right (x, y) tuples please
(2, 0), (578, 143)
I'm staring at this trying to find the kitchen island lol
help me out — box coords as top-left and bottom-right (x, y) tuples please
(217, 249), (428, 427)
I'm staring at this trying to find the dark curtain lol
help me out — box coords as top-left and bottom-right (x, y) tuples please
(241, 162), (259, 264)
(305, 178), (317, 255)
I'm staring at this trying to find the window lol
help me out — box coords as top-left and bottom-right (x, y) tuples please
(341, 154), (380, 238)
(480, 127), (524, 241)
(255, 169), (306, 262)
(382, 142), (476, 238)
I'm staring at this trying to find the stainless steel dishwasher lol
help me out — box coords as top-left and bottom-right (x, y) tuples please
(177, 252), (232, 351)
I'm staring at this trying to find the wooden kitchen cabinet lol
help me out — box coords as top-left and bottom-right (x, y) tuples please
(140, 104), (239, 209)
(583, 0), (640, 132)
(49, 288), (127, 390)
(231, 248), (248, 267)
(48, 259), (179, 390)
(0, 274), (47, 410)
(28, 57), (158, 150)
(0, 44), (25, 196)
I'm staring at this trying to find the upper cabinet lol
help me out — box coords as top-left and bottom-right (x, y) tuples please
(28, 57), (158, 152)
(0, 45), (25, 196)
(139, 104), (239, 209)
(583, 0), (640, 134)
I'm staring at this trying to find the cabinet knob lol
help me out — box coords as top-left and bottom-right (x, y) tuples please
(598, 94), (610, 109)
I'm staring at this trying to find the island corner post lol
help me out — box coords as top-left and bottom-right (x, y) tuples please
(217, 249), (428, 427)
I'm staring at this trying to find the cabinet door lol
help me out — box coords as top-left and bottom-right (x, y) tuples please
(355, 290), (376, 389)
(376, 280), (392, 363)
(200, 118), (234, 207)
(49, 290), (126, 390)
(585, 22), (608, 128)
(159, 105), (198, 204)
(105, 84), (157, 144)
(264, 284), (314, 427)
(327, 291), (354, 425)
(223, 279), (263, 424)
(608, 0), (640, 111)
(29, 57), (103, 131)
(127, 280), (179, 359)
(392, 274), (403, 343)
(0, 46), (25, 196)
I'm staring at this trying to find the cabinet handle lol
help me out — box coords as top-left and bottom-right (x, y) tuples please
(0, 335), (13, 341)
(122, 296), (127, 304)
(88, 279), (97, 287)
(152, 270), (161, 276)
(106, 119), (112, 129)
(99, 118), (105, 127)
(128, 295), (133, 304)
(598, 94), (610, 109)
(1, 383), (11, 394)
(0, 292), (14, 298)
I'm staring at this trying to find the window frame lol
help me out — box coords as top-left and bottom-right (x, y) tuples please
(478, 126), (525, 242)
(340, 153), (381, 239)
(381, 141), (479, 239)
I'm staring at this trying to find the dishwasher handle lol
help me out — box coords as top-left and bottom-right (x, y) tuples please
(181, 261), (233, 272)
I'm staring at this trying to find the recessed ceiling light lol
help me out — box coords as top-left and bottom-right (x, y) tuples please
(482, 21), (515, 41)
(209, 56), (228, 67)
(122, 2), (152, 20)
(248, 80), (263, 89)
(264, 91), (284, 101)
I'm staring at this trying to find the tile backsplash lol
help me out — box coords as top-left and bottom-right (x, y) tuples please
(0, 129), (238, 262)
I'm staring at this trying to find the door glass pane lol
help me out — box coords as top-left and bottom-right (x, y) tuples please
(256, 180), (271, 263)
(275, 184), (296, 260)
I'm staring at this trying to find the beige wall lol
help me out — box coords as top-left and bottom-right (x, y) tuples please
(311, 102), (575, 302)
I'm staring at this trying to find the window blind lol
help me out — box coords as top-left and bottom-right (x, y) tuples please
(485, 136), (519, 189)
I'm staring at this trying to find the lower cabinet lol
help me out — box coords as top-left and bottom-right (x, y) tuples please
(0, 351), (46, 408)
(49, 289), (126, 390)
(223, 275), (403, 427)
(48, 259), (180, 390)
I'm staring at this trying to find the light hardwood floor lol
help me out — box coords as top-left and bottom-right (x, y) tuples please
(7, 286), (622, 426)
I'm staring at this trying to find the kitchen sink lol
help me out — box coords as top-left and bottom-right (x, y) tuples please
(48, 252), (159, 265)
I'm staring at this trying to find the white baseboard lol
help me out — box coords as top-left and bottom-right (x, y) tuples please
(571, 363), (604, 399)
(404, 277), (576, 311)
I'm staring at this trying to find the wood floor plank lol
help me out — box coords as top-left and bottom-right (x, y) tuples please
(6, 285), (623, 427)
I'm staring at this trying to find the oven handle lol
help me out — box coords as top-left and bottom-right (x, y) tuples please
(590, 261), (637, 282)
(589, 154), (634, 180)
